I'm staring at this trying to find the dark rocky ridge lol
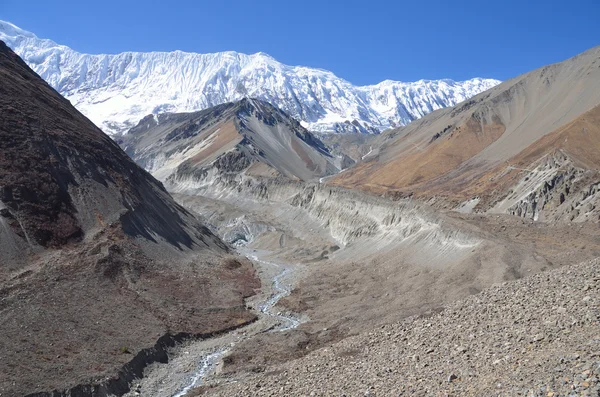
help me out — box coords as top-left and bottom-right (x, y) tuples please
(0, 40), (222, 252)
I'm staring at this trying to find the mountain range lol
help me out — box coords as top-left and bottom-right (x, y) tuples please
(0, 20), (500, 136)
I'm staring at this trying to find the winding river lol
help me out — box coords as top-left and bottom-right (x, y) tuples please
(170, 250), (302, 397)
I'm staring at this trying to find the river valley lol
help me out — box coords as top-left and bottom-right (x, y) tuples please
(124, 179), (600, 396)
(123, 247), (304, 397)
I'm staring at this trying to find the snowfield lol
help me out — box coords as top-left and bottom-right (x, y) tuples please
(0, 20), (500, 136)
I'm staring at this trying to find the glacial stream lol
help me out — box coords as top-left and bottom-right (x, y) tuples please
(168, 249), (301, 397)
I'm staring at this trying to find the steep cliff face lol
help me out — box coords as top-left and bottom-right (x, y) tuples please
(0, 41), (259, 397)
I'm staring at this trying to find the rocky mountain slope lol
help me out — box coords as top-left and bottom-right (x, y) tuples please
(0, 40), (259, 397)
(204, 257), (600, 396)
(0, 20), (500, 135)
(331, 45), (600, 223)
(120, 98), (346, 184)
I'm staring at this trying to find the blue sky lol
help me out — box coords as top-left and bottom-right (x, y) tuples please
(1, 0), (599, 85)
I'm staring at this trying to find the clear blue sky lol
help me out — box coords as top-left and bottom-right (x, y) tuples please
(1, 0), (599, 85)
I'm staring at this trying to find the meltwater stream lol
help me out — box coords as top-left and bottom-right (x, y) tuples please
(171, 251), (301, 397)
(250, 254), (301, 332)
(171, 349), (228, 397)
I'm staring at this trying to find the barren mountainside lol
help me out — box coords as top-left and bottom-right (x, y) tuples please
(332, 45), (600, 223)
(0, 40), (260, 397)
(121, 98), (347, 184)
(0, 20), (499, 135)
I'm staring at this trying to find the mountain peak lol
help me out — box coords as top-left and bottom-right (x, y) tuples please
(235, 97), (284, 116)
(251, 51), (276, 60)
(0, 20), (36, 38)
(123, 98), (340, 183)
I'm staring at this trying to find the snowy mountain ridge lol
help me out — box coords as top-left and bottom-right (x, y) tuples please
(0, 20), (501, 136)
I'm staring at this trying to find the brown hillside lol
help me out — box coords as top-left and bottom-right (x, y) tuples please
(330, 46), (600, 212)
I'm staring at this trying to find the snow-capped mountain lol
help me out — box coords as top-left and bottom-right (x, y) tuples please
(0, 20), (500, 136)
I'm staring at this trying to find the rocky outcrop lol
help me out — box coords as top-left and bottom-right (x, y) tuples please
(491, 152), (600, 222)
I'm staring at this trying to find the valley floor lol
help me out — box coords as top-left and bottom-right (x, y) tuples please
(123, 248), (303, 397)
(141, 183), (600, 397)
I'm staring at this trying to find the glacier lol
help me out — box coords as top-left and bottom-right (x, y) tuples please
(0, 20), (500, 136)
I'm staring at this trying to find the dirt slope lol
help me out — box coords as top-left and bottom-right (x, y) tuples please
(0, 40), (259, 396)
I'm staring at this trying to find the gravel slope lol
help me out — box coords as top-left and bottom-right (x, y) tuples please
(202, 258), (600, 396)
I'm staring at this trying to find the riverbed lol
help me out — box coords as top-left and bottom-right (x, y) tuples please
(123, 248), (303, 397)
